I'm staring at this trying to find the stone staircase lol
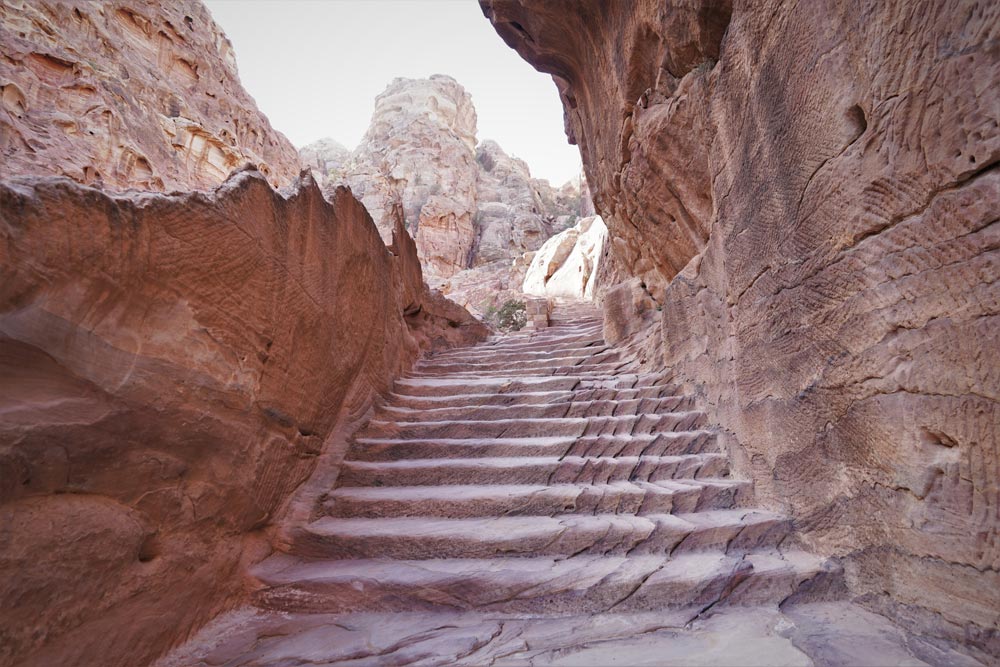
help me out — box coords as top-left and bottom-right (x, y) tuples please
(248, 303), (835, 617)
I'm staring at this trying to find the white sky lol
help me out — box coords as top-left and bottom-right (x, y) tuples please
(203, 0), (582, 186)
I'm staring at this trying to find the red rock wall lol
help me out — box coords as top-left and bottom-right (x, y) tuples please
(0, 170), (486, 666)
(483, 0), (999, 654)
(0, 1), (302, 191)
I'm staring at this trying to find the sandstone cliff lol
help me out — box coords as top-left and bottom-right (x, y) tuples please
(324, 75), (480, 277)
(474, 138), (573, 266)
(0, 169), (486, 667)
(0, 1), (302, 191)
(299, 137), (351, 185)
(302, 75), (586, 285)
(522, 215), (607, 300)
(484, 0), (999, 657)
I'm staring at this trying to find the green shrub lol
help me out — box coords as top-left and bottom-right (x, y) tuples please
(487, 299), (527, 332)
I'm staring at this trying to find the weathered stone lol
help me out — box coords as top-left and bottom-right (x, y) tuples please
(0, 169), (486, 667)
(0, 1), (302, 191)
(474, 139), (561, 265)
(159, 603), (978, 667)
(523, 216), (607, 300)
(298, 137), (350, 184)
(160, 307), (973, 667)
(327, 74), (480, 277)
(482, 0), (1000, 655)
(308, 76), (587, 289)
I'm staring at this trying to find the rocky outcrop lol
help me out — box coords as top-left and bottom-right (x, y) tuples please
(306, 76), (586, 283)
(523, 215), (607, 300)
(483, 0), (999, 658)
(0, 1), (302, 191)
(299, 137), (350, 184)
(0, 169), (486, 667)
(329, 75), (479, 277)
(474, 139), (572, 266)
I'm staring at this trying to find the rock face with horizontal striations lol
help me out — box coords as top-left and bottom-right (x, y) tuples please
(483, 0), (1000, 658)
(0, 169), (486, 667)
(0, 0), (302, 191)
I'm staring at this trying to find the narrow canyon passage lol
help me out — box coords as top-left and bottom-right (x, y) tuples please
(159, 303), (965, 666)
(1, 1), (996, 664)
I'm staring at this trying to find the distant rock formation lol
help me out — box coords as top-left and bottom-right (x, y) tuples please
(336, 75), (480, 277)
(522, 215), (607, 300)
(299, 138), (350, 184)
(474, 139), (574, 266)
(300, 75), (587, 284)
(0, 1), (302, 191)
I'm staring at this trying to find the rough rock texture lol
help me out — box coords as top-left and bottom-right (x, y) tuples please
(0, 168), (486, 667)
(159, 603), (984, 667)
(473, 138), (574, 266)
(307, 76), (585, 284)
(0, 1), (302, 191)
(331, 75), (480, 277)
(298, 137), (350, 185)
(483, 0), (999, 657)
(523, 215), (607, 300)
(438, 141), (587, 315)
(161, 308), (982, 667)
(433, 257), (530, 318)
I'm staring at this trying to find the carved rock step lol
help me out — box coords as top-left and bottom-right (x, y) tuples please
(492, 320), (603, 337)
(416, 349), (621, 372)
(414, 359), (624, 376)
(470, 334), (606, 354)
(428, 344), (613, 364)
(336, 453), (730, 487)
(375, 396), (696, 422)
(252, 549), (828, 615)
(549, 311), (603, 322)
(409, 363), (630, 378)
(350, 430), (720, 461)
(482, 323), (604, 342)
(356, 413), (709, 440)
(291, 509), (790, 560)
(322, 479), (752, 518)
(385, 384), (684, 410)
(392, 374), (668, 397)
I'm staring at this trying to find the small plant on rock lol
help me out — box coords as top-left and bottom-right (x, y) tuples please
(488, 299), (527, 332)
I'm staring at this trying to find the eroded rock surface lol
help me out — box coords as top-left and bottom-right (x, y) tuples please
(299, 137), (350, 185)
(523, 215), (607, 300)
(303, 75), (587, 288)
(160, 603), (981, 667)
(0, 169), (486, 667)
(0, 1), (302, 191)
(473, 138), (576, 266)
(161, 307), (977, 667)
(321, 75), (480, 277)
(483, 0), (999, 657)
